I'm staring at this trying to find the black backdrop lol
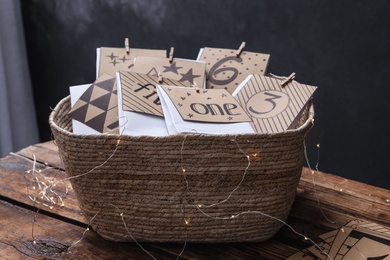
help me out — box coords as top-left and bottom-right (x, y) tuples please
(21, 0), (390, 189)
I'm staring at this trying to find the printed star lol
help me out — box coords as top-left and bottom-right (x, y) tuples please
(186, 92), (191, 96)
(187, 113), (194, 118)
(181, 97), (186, 100)
(222, 93), (227, 97)
(207, 97), (212, 100)
(120, 55), (131, 63)
(179, 69), (201, 85)
(110, 59), (120, 66)
(178, 103), (183, 107)
(203, 90), (208, 94)
(106, 52), (118, 61)
(228, 117), (233, 121)
(163, 61), (182, 74)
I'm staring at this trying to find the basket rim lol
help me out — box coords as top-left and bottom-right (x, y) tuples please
(49, 95), (314, 140)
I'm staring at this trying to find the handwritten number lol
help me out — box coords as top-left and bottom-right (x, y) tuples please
(248, 92), (282, 115)
(208, 56), (243, 85)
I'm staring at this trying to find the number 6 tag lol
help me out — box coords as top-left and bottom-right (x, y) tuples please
(197, 47), (270, 94)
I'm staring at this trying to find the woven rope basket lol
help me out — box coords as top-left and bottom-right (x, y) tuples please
(49, 96), (314, 243)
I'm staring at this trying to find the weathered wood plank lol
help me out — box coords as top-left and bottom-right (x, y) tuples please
(0, 200), (182, 260)
(0, 198), (301, 259)
(301, 167), (390, 207)
(0, 154), (84, 224)
(298, 168), (390, 228)
(16, 141), (63, 169)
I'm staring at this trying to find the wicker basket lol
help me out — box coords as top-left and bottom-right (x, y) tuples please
(49, 96), (314, 243)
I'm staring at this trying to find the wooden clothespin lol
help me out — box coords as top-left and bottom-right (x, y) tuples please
(236, 42), (246, 57)
(158, 71), (163, 83)
(169, 47), (174, 63)
(192, 82), (200, 93)
(124, 38), (130, 54)
(280, 72), (296, 87)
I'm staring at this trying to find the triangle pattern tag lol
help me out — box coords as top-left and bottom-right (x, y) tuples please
(68, 74), (119, 134)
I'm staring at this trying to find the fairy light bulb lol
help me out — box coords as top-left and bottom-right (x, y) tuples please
(183, 218), (191, 225)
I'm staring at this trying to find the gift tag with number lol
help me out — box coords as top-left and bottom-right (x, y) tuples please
(232, 74), (317, 133)
(197, 47), (270, 94)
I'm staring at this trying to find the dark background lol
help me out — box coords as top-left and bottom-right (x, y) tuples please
(21, 0), (390, 189)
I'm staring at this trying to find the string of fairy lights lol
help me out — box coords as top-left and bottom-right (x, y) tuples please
(22, 121), (389, 259)
(22, 130), (328, 259)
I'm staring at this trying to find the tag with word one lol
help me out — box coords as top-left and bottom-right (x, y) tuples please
(157, 85), (254, 135)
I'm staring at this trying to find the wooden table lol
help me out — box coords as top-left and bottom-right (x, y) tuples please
(0, 141), (389, 259)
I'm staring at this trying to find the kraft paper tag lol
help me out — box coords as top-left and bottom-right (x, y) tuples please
(117, 71), (190, 117)
(342, 237), (390, 259)
(160, 86), (251, 123)
(156, 85), (254, 135)
(232, 74), (317, 133)
(68, 74), (118, 134)
(197, 47), (270, 94)
(132, 56), (206, 88)
(97, 47), (166, 77)
(288, 220), (390, 260)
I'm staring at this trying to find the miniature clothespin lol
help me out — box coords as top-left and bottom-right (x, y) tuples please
(192, 82), (200, 93)
(124, 38), (130, 54)
(169, 47), (174, 63)
(280, 72), (296, 87)
(158, 71), (163, 83)
(236, 42), (246, 57)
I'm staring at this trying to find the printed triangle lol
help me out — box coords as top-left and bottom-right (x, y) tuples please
(85, 111), (107, 133)
(94, 77), (116, 92)
(85, 104), (105, 122)
(89, 92), (111, 111)
(68, 102), (89, 123)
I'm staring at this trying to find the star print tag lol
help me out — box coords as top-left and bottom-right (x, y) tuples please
(197, 47), (270, 94)
(131, 56), (206, 88)
(232, 74), (317, 134)
(117, 71), (190, 117)
(158, 86), (251, 123)
(97, 47), (166, 77)
(68, 74), (119, 134)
